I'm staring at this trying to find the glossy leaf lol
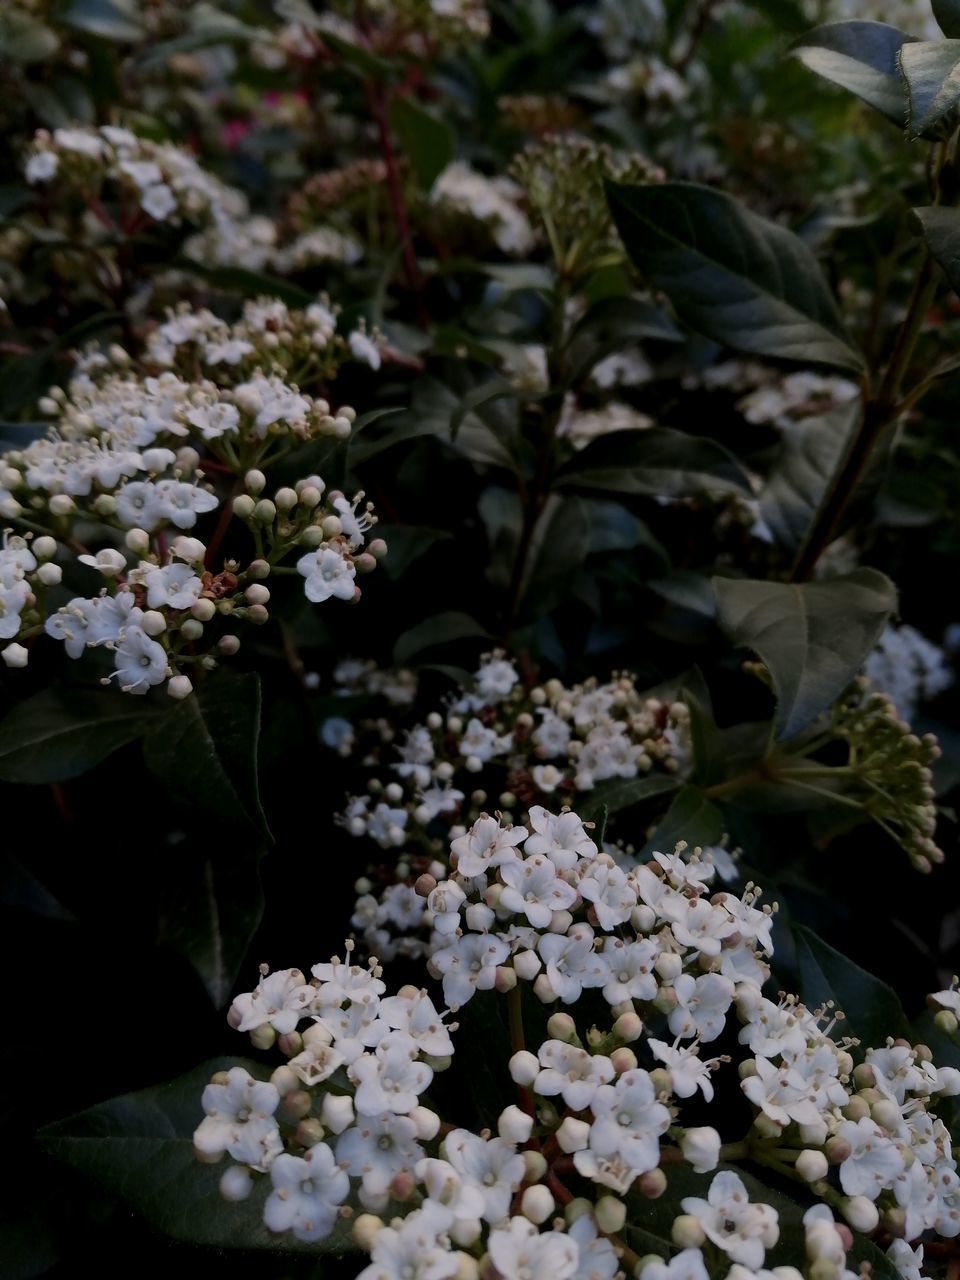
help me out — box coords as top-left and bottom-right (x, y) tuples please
(143, 672), (270, 841)
(578, 773), (682, 823)
(61, 0), (145, 41)
(913, 205), (960, 295)
(556, 427), (752, 498)
(388, 96), (455, 188)
(899, 40), (960, 138)
(642, 785), (724, 855)
(606, 180), (865, 373)
(794, 925), (913, 1046)
(790, 21), (913, 124)
(759, 402), (859, 552)
(713, 569), (897, 739)
(0, 686), (157, 783)
(393, 612), (490, 666)
(39, 1058), (357, 1252)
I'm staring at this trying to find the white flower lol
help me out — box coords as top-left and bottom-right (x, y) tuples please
(78, 548), (127, 577)
(568, 1214), (619, 1280)
(442, 1129), (525, 1223)
(680, 1170), (779, 1270)
(887, 1239), (925, 1280)
(230, 968), (315, 1035)
(499, 853), (578, 927)
(538, 924), (608, 1003)
(450, 815), (525, 878)
(668, 972), (736, 1043)
(156, 479), (219, 529)
(431, 932), (510, 1008)
(349, 1032), (433, 1115)
(648, 1038), (716, 1100)
(194, 1066), (281, 1170)
(578, 859), (637, 929)
(262, 1143), (349, 1242)
(638, 1249), (710, 1280)
(533, 1040), (615, 1111)
(112, 625), (168, 693)
(576, 1069), (671, 1184)
(680, 1126), (722, 1173)
(487, 1217), (579, 1280)
(837, 1117), (906, 1200)
(348, 329), (382, 369)
(141, 183), (178, 221)
(661, 896), (738, 957)
(600, 938), (658, 1005)
(144, 562), (203, 610)
(297, 545), (357, 603)
(356, 1203), (459, 1280)
(525, 806), (598, 869)
(25, 150), (59, 183)
(474, 655), (519, 702)
(741, 1054), (827, 1129)
(378, 990), (453, 1058)
(335, 1112), (423, 1200)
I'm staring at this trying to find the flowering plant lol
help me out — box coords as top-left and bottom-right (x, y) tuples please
(2, 0), (960, 1276)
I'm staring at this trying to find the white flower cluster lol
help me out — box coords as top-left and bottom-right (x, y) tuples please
(144, 297), (384, 381)
(864, 625), (953, 722)
(341, 653), (691, 959)
(683, 361), (859, 431)
(24, 125), (248, 227)
(556, 393), (654, 451)
(429, 162), (536, 256)
(0, 338), (386, 680)
(201, 807), (960, 1277)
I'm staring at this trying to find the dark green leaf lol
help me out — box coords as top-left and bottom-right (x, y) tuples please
(373, 525), (453, 578)
(61, 0), (145, 41)
(0, 10), (59, 62)
(790, 21), (913, 125)
(606, 180), (865, 374)
(794, 924), (912, 1046)
(899, 40), (960, 137)
(393, 612), (490, 666)
(0, 686), (157, 783)
(642, 785), (724, 855)
(578, 773), (682, 823)
(759, 402), (859, 552)
(556, 427), (753, 498)
(143, 672), (271, 841)
(159, 857), (263, 1007)
(518, 496), (590, 617)
(713, 569), (897, 739)
(39, 1059), (357, 1252)
(450, 379), (517, 440)
(388, 96), (455, 188)
(934, 0), (960, 37)
(913, 205), (960, 295)
(174, 261), (314, 308)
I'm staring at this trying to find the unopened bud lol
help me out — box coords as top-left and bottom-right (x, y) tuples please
(520, 1185), (554, 1224)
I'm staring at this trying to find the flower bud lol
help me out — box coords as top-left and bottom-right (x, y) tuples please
(498, 1105), (533, 1144)
(613, 1011), (643, 1043)
(533, 974), (558, 1003)
(141, 610), (166, 636)
(167, 675), (193, 700)
(368, 538), (387, 559)
(219, 1167), (253, 1201)
(32, 536), (56, 560)
(270, 1065), (299, 1096)
(125, 527), (150, 555)
(321, 1093), (354, 1134)
(521, 1150), (547, 1183)
(245, 603), (269, 625)
(179, 619), (203, 641)
(798, 1120), (828, 1147)
(637, 1168), (667, 1199)
(321, 515), (342, 538)
(547, 1012), (577, 1043)
(245, 583), (271, 606)
(509, 1051), (539, 1086)
(93, 494), (117, 517)
(1, 642), (28, 668)
(935, 1010), (959, 1036)
(521, 1185), (555, 1225)
(672, 1215), (706, 1248)
(232, 494), (256, 519)
(556, 1117), (590, 1153)
(254, 499), (276, 524)
(825, 1135), (852, 1164)
(219, 635), (240, 655)
(410, 1106), (441, 1141)
(192, 598), (216, 622)
(244, 469), (266, 494)
(249, 1024), (275, 1051)
(49, 494), (74, 516)
(611, 1047), (638, 1074)
(595, 1196), (626, 1234)
(352, 1214), (384, 1251)
(841, 1196), (879, 1233)
(275, 487), (298, 511)
(655, 952), (683, 981)
(681, 1127), (721, 1173)
(796, 1150), (829, 1182)
(513, 950), (541, 982)
(36, 561), (61, 586)
(295, 1118), (325, 1148)
(871, 1099), (902, 1132)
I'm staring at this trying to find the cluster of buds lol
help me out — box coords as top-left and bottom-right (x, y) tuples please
(199, 809), (959, 1277)
(830, 679), (943, 871)
(286, 160), (391, 229)
(509, 134), (663, 280)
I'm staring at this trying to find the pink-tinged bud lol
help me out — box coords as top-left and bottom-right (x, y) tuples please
(841, 1096), (869, 1122)
(271, 1065), (299, 1096)
(613, 1011), (643, 1042)
(280, 1090), (312, 1122)
(355, 552), (377, 574)
(556, 1117), (590, 1153)
(226, 1005), (242, 1030)
(637, 1169), (667, 1199)
(520, 1185), (555, 1224)
(295, 1118), (325, 1147)
(192, 597), (216, 622)
(389, 1171), (416, 1201)
(533, 974), (557, 1003)
(853, 1063), (876, 1089)
(611, 1047), (638, 1075)
(547, 1012), (577, 1042)
(494, 965), (517, 994)
(368, 538), (388, 559)
(277, 1031), (303, 1058)
(219, 634), (241, 655)
(415, 873), (438, 897)
(549, 909), (574, 934)
(246, 603), (269, 625)
(167, 675), (193, 700)
(245, 583), (270, 605)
